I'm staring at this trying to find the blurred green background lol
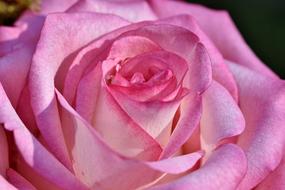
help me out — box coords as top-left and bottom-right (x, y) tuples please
(0, 0), (39, 25)
(189, 0), (285, 78)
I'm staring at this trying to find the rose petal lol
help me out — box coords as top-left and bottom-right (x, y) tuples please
(145, 151), (204, 174)
(227, 61), (285, 189)
(74, 62), (102, 123)
(6, 169), (37, 190)
(182, 123), (201, 156)
(110, 77), (177, 102)
(0, 26), (24, 56)
(108, 50), (188, 102)
(77, 69), (161, 160)
(29, 12), (129, 168)
(161, 93), (202, 159)
(56, 90), (202, 190)
(15, 86), (38, 136)
(0, 49), (32, 107)
(212, 63), (239, 102)
(103, 24), (210, 145)
(149, 0), (277, 78)
(101, 55), (184, 148)
(156, 14), (238, 101)
(200, 81), (245, 157)
(149, 144), (247, 190)
(68, 0), (157, 22)
(0, 26), (23, 42)
(62, 35), (122, 105)
(0, 15), (44, 107)
(0, 127), (8, 176)
(184, 42), (212, 93)
(31, 12), (129, 110)
(59, 90), (160, 189)
(107, 85), (184, 145)
(0, 83), (88, 190)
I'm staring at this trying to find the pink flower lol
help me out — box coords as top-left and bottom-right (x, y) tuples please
(0, 0), (284, 189)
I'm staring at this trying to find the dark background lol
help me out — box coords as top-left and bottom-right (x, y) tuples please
(188, 0), (285, 78)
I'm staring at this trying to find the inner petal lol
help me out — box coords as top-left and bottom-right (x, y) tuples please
(146, 69), (173, 86)
(104, 49), (189, 103)
(119, 55), (167, 81)
(107, 35), (161, 61)
(110, 76), (177, 102)
(119, 50), (188, 85)
(130, 72), (145, 84)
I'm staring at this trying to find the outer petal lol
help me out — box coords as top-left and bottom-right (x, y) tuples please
(30, 12), (129, 115)
(0, 83), (88, 190)
(0, 49), (32, 107)
(200, 81), (245, 158)
(56, 90), (202, 190)
(149, 144), (247, 190)
(0, 26), (23, 42)
(149, 0), (277, 78)
(0, 15), (44, 107)
(227, 61), (285, 189)
(0, 25), (24, 56)
(68, 0), (157, 22)
(6, 169), (37, 190)
(29, 12), (129, 168)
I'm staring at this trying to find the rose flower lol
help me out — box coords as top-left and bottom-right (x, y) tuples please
(0, 0), (284, 190)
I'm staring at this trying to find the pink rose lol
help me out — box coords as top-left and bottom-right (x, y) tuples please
(1, 0), (284, 190)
